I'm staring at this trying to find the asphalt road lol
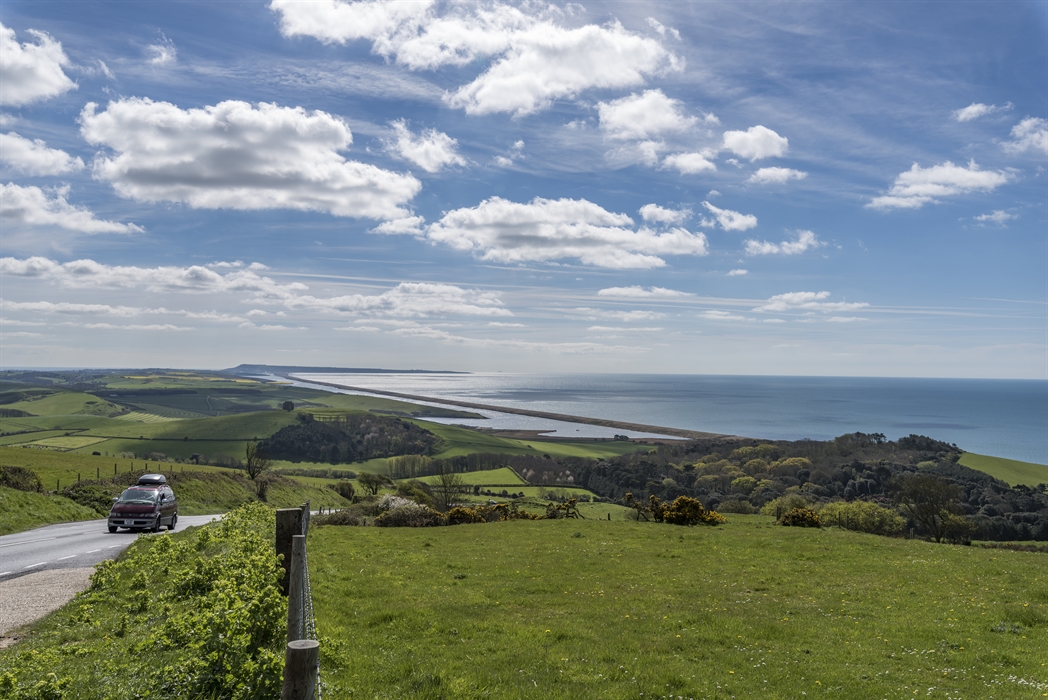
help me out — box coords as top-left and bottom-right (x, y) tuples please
(0, 515), (221, 581)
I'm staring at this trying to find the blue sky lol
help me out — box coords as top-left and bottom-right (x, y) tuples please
(1, 0), (1045, 377)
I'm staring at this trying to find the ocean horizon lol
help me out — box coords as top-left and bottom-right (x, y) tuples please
(294, 373), (1048, 466)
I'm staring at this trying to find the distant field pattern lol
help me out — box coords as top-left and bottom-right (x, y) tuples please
(27, 436), (109, 450)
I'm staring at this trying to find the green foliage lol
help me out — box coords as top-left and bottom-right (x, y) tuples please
(329, 479), (356, 501)
(0, 504), (285, 699)
(0, 486), (98, 535)
(260, 415), (437, 464)
(59, 483), (115, 515)
(760, 494), (811, 518)
(0, 466), (42, 492)
(820, 500), (905, 536)
(780, 507), (821, 528)
(374, 503), (447, 527)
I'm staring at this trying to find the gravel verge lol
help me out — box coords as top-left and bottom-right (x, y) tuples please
(0, 568), (94, 648)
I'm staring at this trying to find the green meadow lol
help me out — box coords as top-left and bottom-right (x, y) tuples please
(958, 452), (1046, 487)
(309, 515), (1047, 699)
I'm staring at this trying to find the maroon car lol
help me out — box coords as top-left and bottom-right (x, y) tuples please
(108, 474), (178, 533)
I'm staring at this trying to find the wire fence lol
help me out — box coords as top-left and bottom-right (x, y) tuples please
(302, 535), (321, 699)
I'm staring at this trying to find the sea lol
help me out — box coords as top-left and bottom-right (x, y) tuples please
(285, 373), (1048, 466)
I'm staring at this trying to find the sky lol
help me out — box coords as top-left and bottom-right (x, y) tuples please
(0, 0), (1045, 378)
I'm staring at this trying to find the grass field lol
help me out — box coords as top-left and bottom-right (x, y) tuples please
(26, 435), (109, 450)
(422, 422), (655, 460)
(959, 452), (1047, 487)
(0, 486), (99, 535)
(308, 515), (1047, 699)
(414, 466), (527, 487)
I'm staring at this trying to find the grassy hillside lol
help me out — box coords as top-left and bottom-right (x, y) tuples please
(308, 515), (1047, 699)
(0, 487), (99, 535)
(959, 451), (1047, 487)
(423, 422), (654, 460)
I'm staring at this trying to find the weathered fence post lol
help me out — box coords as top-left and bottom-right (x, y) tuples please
(300, 501), (310, 536)
(281, 639), (319, 700)
(276, 508), (304, 595)
(287, 534), (306, 643)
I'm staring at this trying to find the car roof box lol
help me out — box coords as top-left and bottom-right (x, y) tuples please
(137, 473), (167, 485)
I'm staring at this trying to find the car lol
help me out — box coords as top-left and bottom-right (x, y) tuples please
(107, 474), (178, 533)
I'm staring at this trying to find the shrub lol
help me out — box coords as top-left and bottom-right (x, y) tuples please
(313, 508), (364, 526)
(663, 496), (727, 526)
(718, 499), (757, 514)
(447, 506), (484, 525)
(328, 479), (356, 501)
(0, 465), (42, 492)
(61, 483), (117, 515)
(780, 507), (821, 528)
(761, 494), (811, 519)
(374, 504), (446, 527)
(820, 500), (905, 536)
(375, 494), (416, 513)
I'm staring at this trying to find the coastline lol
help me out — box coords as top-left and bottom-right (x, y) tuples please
(283, 374), (738, 441)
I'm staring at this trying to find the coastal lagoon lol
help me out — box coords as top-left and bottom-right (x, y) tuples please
(294, 373), (1048, 466)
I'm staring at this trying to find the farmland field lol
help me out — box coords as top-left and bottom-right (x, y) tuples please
(308, 515), (1048, 699)
(958, 452), (1046, 487)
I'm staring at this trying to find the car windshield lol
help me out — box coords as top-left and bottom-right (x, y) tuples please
(118, 489), (158, 504)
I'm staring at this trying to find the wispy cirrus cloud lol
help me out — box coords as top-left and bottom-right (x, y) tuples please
(952, 102), (1010, 122)
(597, 286), (691, 298)
(744, 230), (823, 256)
(701, 201), (757, 231)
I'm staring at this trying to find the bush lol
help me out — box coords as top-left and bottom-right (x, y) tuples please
(820, 500), (905, 536)
(780, 507), (821, 528)
(761, 494), (811, 519)
(374, 504), (446, 527)
(312, 508), (364, 527)
(447, 506), (484, 525)
(718, 499), (757, 514)
(662, 496), (727, 526)
(61, 483), (117, 515)
(0, 466), (42, 492)
(328, 479), (356, 501)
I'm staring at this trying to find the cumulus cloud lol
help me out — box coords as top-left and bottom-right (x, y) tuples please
(952, 102), (1010, 122)
(727, 269), (748, 276)
(597, 286), (691, 298)
(79, 98), (420, 220)
(753, 291), (868, 313)
(0, 184), (142, 234)
(662, 151), (717, 174)
(701, 201), (757, 231)
(974, 210), (1016, 225)
(638, 203), (689, 224)
(744, 230), (823, 256)
(748, 167), (806, 185)
(384, 119), (465, 172)
(1002, 117), (1048, 155)
(722, 125), (788, 161)
(0, 256), (511, 319)
(270, 1), (680, 117)
(867, 159), (1010, 210)
(597, 90), (696, 141)
(419, 196), (708, 269)
(146, 33), (177, 66)
(0, 132), (84, 175)
(0, 23), (76, 106)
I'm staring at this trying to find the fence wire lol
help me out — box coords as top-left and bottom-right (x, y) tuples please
(303, 529), (321, 699)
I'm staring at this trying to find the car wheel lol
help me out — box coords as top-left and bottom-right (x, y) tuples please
(168, 514), (177, 531)
(108, 525), (117, 533)
(151, 515), (161, 533)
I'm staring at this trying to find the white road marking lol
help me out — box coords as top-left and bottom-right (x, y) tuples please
(0, 572), (11, 577)
(107, 545), (121, 549)
(23, 562), (46, 569)
(58, 555), (76, 560)
(86, 549), (100, 554)
(0, 536), (56, 548)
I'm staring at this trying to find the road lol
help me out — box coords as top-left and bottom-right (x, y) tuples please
(0, 515), (221, 581)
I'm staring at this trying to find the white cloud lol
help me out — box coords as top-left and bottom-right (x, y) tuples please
(722, 125), (788, 161)
(974, 210), (1017, 225)
(727, 269), (748, 276)
(0, 132), (84, 175)
(638, 203), (689, 224)
(421, 196), (709, 269)
(1002, 117), (1048, 155)
(387, 322), (636, 354)
(371, 215), (425, 235)
(597, 90), (696, 141)
(825, 316), (867, 323)
(748, 167), (806, 185)
(701, 310), (747, 321)
(571, 307), (664, 322)
(0, 299), (148, 317)
(754, 291), (868, 313)
(80, 98), (420, 220)
(952, 102), (1010, 122)
(0, 184), (142, 234)
(487, 321), (524, 327)
(0, 23), (76, 106)
(146, 33), (177, 66)
(271, 1), (680, 117)
(384, 119), (465, 172)
(597, 286), (691, 298)
(662, 151), (717, 174)
(587, 325), (662, 332)
(867, 159), (1010, 210)
(744, 230), (823, 256)
(0, 256), (511, 319)
(701, 201), (758, 231)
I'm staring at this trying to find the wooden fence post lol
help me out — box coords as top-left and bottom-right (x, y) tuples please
(276, 508), (304, 596)
(287, 534), (306, 643)
(281, 639), (319, 700)
(300, 501), (310, 536)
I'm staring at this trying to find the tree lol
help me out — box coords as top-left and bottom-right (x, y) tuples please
(244, 442), (272, 481)
(358, 471), (391, 496)
(892, 473), (963, 543)
(282, 401), (295, 412)
(434, 467), (464, 512)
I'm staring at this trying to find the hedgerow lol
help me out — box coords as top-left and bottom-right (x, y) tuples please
(0, 503), (286, 699)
